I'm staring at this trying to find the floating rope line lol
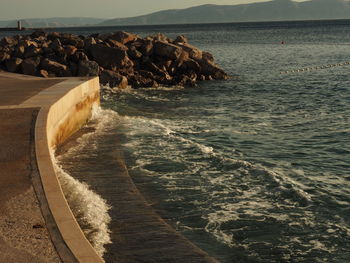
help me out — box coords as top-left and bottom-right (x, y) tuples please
(280, 61), (350, 74)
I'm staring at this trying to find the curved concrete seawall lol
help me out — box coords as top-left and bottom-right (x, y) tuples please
(33, 78), (103, 263)
(0, 71), (219, 263)
(0, 72), (103, 262)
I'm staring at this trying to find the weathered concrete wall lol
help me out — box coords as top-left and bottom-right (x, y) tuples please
(27, 77), (103, 263)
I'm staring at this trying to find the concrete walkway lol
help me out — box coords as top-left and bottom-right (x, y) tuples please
(0, 72), (101, 263)
(0, 74), (63, 262)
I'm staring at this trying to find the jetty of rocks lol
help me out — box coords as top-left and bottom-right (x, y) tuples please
(0, 31), (229, 89)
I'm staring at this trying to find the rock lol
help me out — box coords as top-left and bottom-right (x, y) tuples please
(0, 36), (17, 46)
(60, 69), (73, 77)
(64, 45), (77, 56)
(21, 57), (40, 75)
(50, 45), (68, 64)
(0, 30), (229, 88)
(177, 74), (196, 87)
(24, 45), (41, 58)
(30, 31), (47, 39)
(139, 40), (153, 56)
(47, 32), (61, 41)
(198, 59), (228, 80)
(83, 37), (96, 51)
(198, 74), (206, 81)
(88, 44), (133, 70)
(145, 62), (172, 81)
(42, 46), (53, 56)
(180, 58), (201, 73)
(100, 70), (128, 89)
(0, 51), (10, 63)
(105, 39), (128, 51)
(77, 60), (99, 76)
(38, 69), (49, 78)
(139, 70), (155, 79)
(21, 40), (39, 48)
(41, 58), (67, 75)
(61, 36), (84, 49)
(69, 62), (78, 75)
(5, 57), (23, 72)
(152, 33), (169, 42)
(14, 45), (26, 58)
(129, 73), (158, 88)
(174, 35), (188, 44)
(107, 31), (138, 44)
(128, 46), (142, 60)
(202, 51), (214, 62)
(175, 43), (202, 60)
(70, 51), (89, 63)
(154, 41), (182, 60)
(49, 39), (62, 51)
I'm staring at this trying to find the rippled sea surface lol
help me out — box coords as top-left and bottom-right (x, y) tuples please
(58, 21), (350, 263)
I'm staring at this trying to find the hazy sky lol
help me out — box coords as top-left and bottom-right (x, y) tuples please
(0, 0), (309, 20)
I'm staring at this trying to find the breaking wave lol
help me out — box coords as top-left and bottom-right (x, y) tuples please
(53, 106), (117, 259)
(54, 161), (111, 257)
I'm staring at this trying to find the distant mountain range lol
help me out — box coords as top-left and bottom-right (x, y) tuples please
(100, 0), (350, 26)
(1, 0), (350, 28)
(0, 17), (104, 28)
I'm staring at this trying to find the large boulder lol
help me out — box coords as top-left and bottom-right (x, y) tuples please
(14, 45), (25, 58)
(145, 62), (172, 81)
(173, 35), (188, 44)
(100, 31), (138, 44)
(21, 40), (38, 48)
(198, 59), (229, 80)
(127, 46), (142, 60)
(49, 39), (62, 51)
(77, 60), (99, 76)
(88, 44), (133, 70)
(59, 34), (84, 48)
(70, 51), (89, 63)
(83, 37), (96, 52)
(139, 39), (153, 56)
(38, 69), (49, 78)
(180, 58), (201, 73)
(153, 41), (182, 60)
(104, 39), (128, 51)
(47, 32), (60, 41)
(41, 58), (67, 75)
(64, 45), (77, 56)
(21, 57), (40, 75)
(0, 51), (10, 63)
(5, 58), (23, 72)
(24, 45), (41, 58)
(0, 36), (17, 46)
(30, 31), (47, 39)
(175, 42), (202, 60)
(128, 73), (158, 88)
(100, 70), (128, 89)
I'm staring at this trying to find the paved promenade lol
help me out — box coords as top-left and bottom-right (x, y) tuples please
(0, 73), (62, 262)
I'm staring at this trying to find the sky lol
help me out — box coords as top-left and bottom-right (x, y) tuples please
(0, 0), (309, 21)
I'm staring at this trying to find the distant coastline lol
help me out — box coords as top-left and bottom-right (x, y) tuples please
(2, 18), (350, 33)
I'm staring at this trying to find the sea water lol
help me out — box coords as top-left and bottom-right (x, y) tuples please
(54, 20), (350, 263)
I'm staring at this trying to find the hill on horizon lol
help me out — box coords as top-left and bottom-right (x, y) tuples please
(100, 0), (350, 26)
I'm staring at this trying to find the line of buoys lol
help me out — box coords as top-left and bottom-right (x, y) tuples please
(280, 61), (350, 74)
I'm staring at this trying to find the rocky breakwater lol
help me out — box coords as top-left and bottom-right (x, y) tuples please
(0, 31), (229, 89)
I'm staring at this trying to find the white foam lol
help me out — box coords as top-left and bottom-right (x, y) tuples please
(53, 160), (111, 258)
(52, 106), (116, 258)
